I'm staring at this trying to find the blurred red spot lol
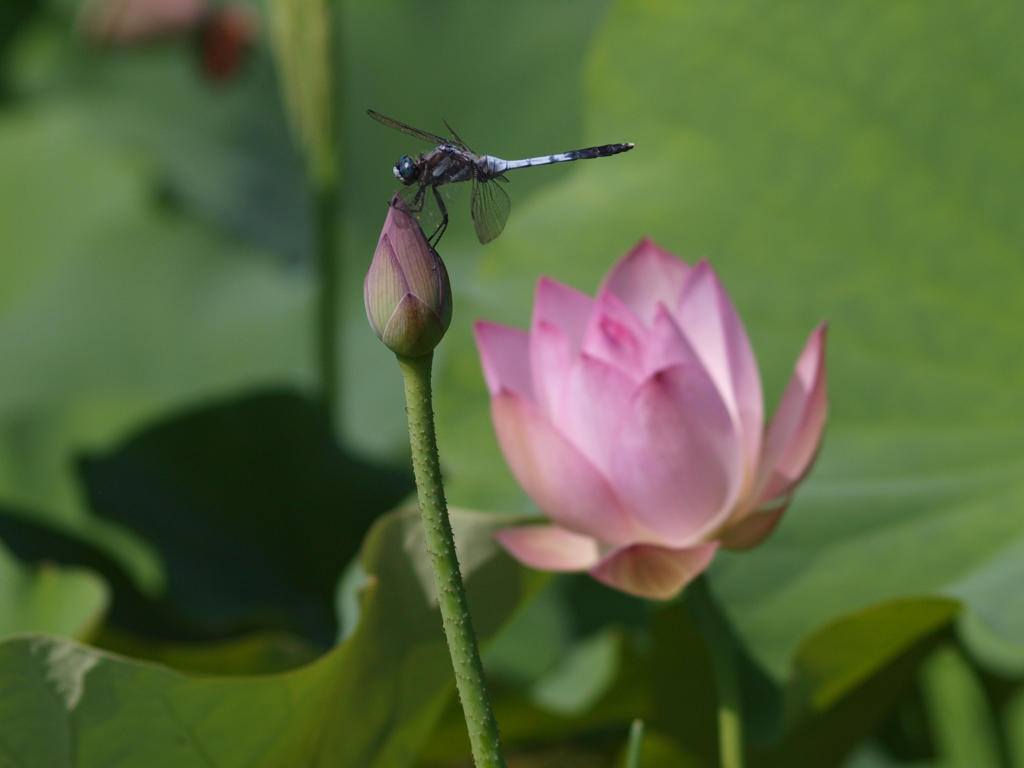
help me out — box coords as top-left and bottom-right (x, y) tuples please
(200, 5), (259, 81)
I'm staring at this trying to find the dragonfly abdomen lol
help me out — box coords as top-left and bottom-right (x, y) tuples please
(492, 142), (634, 174)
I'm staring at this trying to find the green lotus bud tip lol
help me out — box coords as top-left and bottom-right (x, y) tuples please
(365, 194), (453, 357)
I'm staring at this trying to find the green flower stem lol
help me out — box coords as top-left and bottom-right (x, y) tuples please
(315, 181), (339, 420)
(396, 352), (507, 768)
(686, 575), (744, 768)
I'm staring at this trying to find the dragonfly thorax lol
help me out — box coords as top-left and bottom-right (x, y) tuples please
(394, 155), (418, 184)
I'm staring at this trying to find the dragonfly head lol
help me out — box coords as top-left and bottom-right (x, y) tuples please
(394, 155), (418, 184)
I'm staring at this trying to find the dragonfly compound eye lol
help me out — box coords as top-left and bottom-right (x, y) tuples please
(395, 156), (417, 183)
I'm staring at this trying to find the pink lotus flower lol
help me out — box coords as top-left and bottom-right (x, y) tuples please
(474, 239), (827, 600)
(78, 0), (258, 82)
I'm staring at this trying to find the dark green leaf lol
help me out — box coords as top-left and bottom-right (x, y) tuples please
(79, 390), (414, 644)
(91, 626), (322, 675)
(0, 507), (528, 768)
(645, 594), (957, 768)
(786, 598), (960, 719)
(0, 508), (168, 638)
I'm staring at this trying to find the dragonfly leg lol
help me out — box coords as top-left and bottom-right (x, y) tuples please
(427, 185), (449, 246)
(405, 185), (427, 213)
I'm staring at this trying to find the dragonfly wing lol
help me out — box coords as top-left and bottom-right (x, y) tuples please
(471, 178), (511, 244)
(441, 119), (473, 152)
(367, 110), (446, 145)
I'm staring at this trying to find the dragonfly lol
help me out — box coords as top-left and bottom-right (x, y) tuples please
(368, 109), (634, 245)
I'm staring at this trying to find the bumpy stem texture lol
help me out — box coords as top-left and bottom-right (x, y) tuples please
(687, 575), (744, 768)
(397, 353), (506, 768)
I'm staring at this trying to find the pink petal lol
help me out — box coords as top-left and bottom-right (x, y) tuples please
(554, 353), (639, 473)
(717, 501), (789, 551)
(82, 0), (209, 43)
(580, 289), (651, 382)
(529, 279), (601, 421)
(752, 323), (828, 507)
(643, 304), (702, 376)
(364, 234), (403, 337)
(529, 320), (574, 421)
(494, 525), (601, 571)
(474, 321), (534, 402)
(491, 389), (640, 546)
(675, 260), (764, 485)
(380, 293), (448, 358)
(531, 277), (595, 355)
(589, 542), (718, 600)
(608, 363), (745, 547)
(599, 238), (692, 326)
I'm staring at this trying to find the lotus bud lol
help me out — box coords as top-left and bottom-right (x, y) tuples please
(365, 194), (453, 357)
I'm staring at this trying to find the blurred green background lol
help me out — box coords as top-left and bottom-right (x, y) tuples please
(0, 0), (1022, 766)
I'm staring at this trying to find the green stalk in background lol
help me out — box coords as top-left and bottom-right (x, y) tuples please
(314, 180), (339, 419)
(398, 352), (507, 768)
(266, 0), (343, 422)
(686, 575), (744, 768)
(626, 719), (645, 768)
(920, 645), (1008, 768)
